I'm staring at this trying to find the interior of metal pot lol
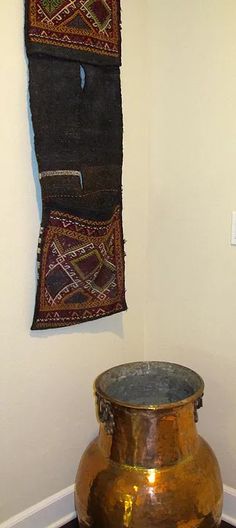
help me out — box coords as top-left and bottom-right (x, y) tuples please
(95, 362), (204, 407)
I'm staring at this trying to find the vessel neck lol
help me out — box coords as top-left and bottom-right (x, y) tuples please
(98, 401), (199, 468)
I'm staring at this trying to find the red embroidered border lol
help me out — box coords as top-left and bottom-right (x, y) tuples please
(32, 206), (126, 329)
(28, 0), (120, 59)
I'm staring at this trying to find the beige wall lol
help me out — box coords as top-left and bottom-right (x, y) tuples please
(2, 0), (236, 522)
(0, 1), (148, 522)
(146, 0), (236, 488)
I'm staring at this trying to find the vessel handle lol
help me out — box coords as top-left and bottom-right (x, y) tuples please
(194, 396), (203, 423)
(96, 394), (115, 435)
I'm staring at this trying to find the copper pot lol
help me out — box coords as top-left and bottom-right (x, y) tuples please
(75, 362), (223, 527)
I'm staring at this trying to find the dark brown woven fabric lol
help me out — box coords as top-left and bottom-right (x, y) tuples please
(25, 0), (126, 330)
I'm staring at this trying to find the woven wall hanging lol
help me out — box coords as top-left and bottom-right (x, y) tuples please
(25, 0), (127, 330)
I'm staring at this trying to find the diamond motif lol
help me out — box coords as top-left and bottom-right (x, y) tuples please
(71, 250), (102, 280)
(46, 265), (72, 298)
(41, 0), (64, 14)
(92, 262), (115, 292)
(64, 289), (89, 304)
(82, 0), (111, 31)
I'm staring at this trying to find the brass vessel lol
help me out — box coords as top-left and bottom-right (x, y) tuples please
(75, 362), (223, 527)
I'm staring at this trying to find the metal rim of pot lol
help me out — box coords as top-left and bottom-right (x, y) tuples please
(94, 361), (204, 412)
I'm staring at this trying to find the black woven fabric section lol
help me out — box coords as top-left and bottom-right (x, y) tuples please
(28, 56), (123, 223)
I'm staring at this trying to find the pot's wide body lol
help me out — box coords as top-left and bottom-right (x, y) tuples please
(75, 362), (223, 528)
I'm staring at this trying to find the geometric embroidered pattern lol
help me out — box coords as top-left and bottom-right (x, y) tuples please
(32, 206), (126, 329)
(28, 0), (120, 59)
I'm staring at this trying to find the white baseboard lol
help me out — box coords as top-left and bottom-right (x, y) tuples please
(1, 482), (235, 528)
(222, 485), (236, 526)
(0, 485), (76, 528)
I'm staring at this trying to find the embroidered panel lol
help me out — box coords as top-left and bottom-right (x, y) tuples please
(27, 0), (120, 61)
(32, 206), (126, 329)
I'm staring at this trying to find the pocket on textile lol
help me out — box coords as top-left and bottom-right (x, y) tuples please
(31, 205), (127, 330)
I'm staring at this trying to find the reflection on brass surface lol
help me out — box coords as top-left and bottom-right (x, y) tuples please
(75, 362), (223, 528)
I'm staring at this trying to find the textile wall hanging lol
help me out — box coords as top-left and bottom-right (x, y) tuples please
(25, 0), (127, 330)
